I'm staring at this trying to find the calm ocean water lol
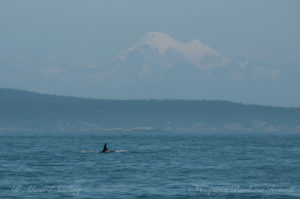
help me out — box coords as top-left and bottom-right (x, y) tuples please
(0, 131), (299, 198)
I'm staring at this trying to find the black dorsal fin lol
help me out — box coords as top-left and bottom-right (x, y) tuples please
(102, 143), (108, 152)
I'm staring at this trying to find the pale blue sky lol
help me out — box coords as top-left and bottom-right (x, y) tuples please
(0, 0), (299, 106)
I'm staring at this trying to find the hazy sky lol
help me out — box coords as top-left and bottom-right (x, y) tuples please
(0, 0), (299, 106)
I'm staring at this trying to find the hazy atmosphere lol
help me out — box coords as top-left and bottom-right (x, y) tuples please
(1, 1), (300, 198)
(0, 0), (299, 106)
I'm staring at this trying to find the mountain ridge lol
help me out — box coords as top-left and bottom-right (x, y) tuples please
(0, 88), (299, 133)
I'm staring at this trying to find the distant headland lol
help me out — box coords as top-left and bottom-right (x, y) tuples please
(0, 88), (299, 133)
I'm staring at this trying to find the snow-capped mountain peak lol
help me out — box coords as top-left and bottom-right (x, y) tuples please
(117, 32), (229, 70)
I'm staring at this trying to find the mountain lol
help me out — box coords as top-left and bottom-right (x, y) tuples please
(0, 88), (299, 133)
(116, 32), (229, 70)
(89, 32), (235, 99)
(88, 32), (280, 101)
(109, 32), (230, 81)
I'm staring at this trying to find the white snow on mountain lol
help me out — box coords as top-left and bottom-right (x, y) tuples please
(117, 32), (229, 70)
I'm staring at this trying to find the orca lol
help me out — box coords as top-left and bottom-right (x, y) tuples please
(101, 143), (115, 153)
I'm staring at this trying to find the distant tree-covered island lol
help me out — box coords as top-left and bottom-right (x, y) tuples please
(0, 88), (299, 133)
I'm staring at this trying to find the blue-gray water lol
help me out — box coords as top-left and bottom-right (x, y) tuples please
(1, 132), (300, 198)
